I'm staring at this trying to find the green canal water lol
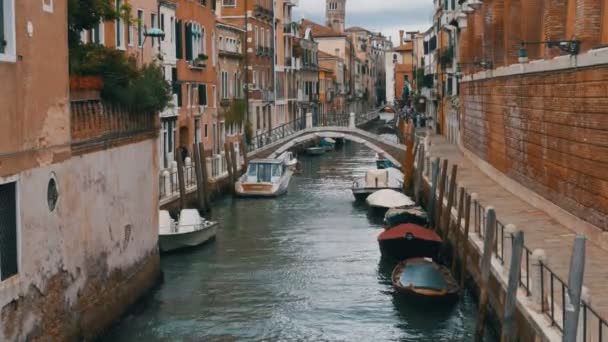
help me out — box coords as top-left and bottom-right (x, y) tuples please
(102, 141), (498, 341)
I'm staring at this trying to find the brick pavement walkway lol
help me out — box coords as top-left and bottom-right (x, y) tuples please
(426, 134), (608, 336)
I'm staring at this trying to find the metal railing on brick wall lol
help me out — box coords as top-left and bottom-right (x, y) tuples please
(422, 152), (608, 340)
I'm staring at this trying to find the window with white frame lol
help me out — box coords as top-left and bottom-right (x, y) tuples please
(150, 13), (156, 47)
(127, 19), (133, 46)
(0, 181), (18, 280)
(91, 20), (105, 45)
(254, 26), (258, 49)
(253, 71), (257, 88)
(223, 0), (236, 6)
(221, 71), (228, 99)
(170, 17), (174, 42)
(200, 25), (206, 56)
(115, 0), (124, 49)
(212, 30), (216, 66)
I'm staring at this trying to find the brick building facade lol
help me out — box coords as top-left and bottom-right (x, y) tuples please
(458, 0), (608, 230)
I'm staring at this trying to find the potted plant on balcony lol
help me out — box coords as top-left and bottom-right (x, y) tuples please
(195, 53), (208, 67)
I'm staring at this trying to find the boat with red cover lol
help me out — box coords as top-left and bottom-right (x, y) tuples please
(377, 224), (442, 261)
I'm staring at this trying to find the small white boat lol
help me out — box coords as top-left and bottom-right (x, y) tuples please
(319, 137), (336, 151)
(306, 146), (326, 156)
(235, 158), (293, 197)
(352, 168), (404, 201)
(378, 106), (396, 122)
(158, 209), (218, 252)
(366, 189), (415, 213)
(278, 151), (298, 170)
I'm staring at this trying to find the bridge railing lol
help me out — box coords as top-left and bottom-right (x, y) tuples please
(247, 116), (306, 153)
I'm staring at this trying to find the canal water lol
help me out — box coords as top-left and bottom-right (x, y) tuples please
(102, 141), (497, 341)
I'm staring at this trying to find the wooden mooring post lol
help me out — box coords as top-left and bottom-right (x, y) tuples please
(451, 187), (465, 275)
(192, 143), (207, 212)
(414, 144), (425, 205)
(563, 236), (586, 342)
(230, 142), (239, 179)
(403, 133), (415, 194)
(239, 137), (249, 172)
(175, 147), (187, 210)
(427, 158), (440, 228)
(435, 159), (448, 231)
(224, 143), (234, 195)
(442, 164), (458, 237)
(501, 230), (524, 342)
(198, 142), (211, 210)
(460, 193), (473, 290)
(474, 207), (497, 342)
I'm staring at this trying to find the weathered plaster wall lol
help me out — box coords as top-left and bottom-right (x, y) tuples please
(0, 139), (160, 341)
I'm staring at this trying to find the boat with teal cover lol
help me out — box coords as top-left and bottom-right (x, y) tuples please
(392, 258), (459, 301)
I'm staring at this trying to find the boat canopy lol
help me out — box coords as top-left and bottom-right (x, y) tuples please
(399, 262), (448, 291)
(378, 223), (441, 242)
(365, 169), (389, 187)
(250, 159), (284, 164)
(179, 209), (202, 227)
(366, 189), (413, 208)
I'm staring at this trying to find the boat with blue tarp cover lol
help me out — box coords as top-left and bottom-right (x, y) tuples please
(391, 258), (459, 301)
(384, 207), (428, 227)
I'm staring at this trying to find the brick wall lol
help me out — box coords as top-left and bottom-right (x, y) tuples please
(461, 65), (608, 230)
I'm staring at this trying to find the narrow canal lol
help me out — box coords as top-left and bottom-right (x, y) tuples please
(102, 141), (497, 341)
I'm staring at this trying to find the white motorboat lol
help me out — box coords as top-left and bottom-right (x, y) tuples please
(352, 168), (404, 201)
(278, 151), (298, 170)
(235, 158), (293, 197)
(158, 209), (218, 252)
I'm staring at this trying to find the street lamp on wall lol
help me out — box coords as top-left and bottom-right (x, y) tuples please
(518, 39), (580, 64)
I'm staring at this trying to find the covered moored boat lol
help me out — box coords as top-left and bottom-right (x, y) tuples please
(384, 207), (428, 227)
(391, 258), (459, 301)
(352, 168), (403, 201)
(377, 223), (441, 261)
(366, 188), (414, 215)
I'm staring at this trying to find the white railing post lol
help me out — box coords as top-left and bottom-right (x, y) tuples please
(162, 170), (171, 198)
(170, 161), (178, 194)
(349, 112), (356, 128)
(305, 112), (313, 128)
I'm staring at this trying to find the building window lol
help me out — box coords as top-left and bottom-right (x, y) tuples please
(221, 71), (229, 99)
(170, 17), (174, 42)
(0, 181), (18, 281)
(204, 124), (208, 138)
(223, 0), (236, 6)
(137, 10), (144, 47)
(127, 19), (133, 46)
(91, 20), (105, 45)
(115, 0), (124, 48)
(199, 84), (207, 107)
(160, 13), (165, 42)
(150, 13), (156, 47)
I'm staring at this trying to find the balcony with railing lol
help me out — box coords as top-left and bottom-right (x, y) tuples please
(70, 99), (158, 154)
(254, 4), (274, 20)
(219, 42), (243, 58)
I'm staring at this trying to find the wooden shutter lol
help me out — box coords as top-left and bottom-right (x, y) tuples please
(185, 23), (193, 61)
(199, 84), (207, 106)
(176, 20), (183, 59)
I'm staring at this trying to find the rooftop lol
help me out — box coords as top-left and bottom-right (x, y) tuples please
(301, 19), (345, 38)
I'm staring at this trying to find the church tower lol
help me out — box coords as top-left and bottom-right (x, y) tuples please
(326, 0), (346, 33)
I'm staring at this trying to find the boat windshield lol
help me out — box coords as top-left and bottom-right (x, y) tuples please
(400, 263), (447, 291)
(257, 163), (272, 182)
(272, 164), (283, 178)
(247, 164), (257, 177)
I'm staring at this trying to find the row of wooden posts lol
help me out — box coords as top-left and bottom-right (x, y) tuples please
(174, 138), (249, 211)
(399, 119), (588, 342)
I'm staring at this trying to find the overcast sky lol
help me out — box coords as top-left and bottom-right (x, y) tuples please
(293, 0), (434, 45)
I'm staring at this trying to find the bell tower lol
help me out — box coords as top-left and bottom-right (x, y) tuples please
(326, 0), (346, 33)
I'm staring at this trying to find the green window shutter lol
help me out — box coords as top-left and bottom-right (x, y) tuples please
(176, 20), (183, 59)
(1, 0), (6, 54)
(199, 84), (207, 106)
(185, 24), (193, 61)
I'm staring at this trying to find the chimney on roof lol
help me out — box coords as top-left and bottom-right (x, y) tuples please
(399, 30), (404, 47)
